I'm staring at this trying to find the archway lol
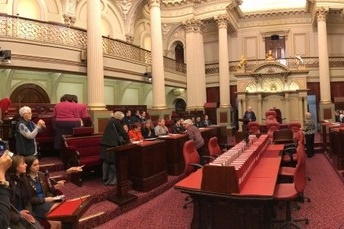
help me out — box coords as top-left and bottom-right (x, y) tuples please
(10, 83), (50, 103)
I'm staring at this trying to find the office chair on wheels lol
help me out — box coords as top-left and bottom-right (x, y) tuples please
(272, 146), (310, 228)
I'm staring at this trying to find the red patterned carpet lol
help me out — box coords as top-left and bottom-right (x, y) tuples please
(95, 153), (344, 229)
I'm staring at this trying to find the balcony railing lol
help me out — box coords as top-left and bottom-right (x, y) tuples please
(0, 14), (186, 74)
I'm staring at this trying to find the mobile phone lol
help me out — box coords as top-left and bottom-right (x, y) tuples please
(0, 140), (13, 157)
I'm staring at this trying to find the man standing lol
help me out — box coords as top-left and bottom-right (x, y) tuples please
(242, 106), (256, 131)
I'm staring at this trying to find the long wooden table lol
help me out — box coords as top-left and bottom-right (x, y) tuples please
(175, 140), (284, 228)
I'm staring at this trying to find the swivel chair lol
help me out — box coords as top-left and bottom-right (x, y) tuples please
(247, 121), (261, 135)
(272, 148), (309, 228)
(208, 136), (224, 158)
(266, 121), (280, 142)
(265, 110), (277, 124)
(182, 140), (204, 209)
(288, 122), (304, 145)
(183, 140), (203, 176)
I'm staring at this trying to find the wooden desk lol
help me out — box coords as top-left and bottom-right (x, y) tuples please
(46, 195), (92, 229)
(329, 127), (344, 170)
(106, 143), (139, 206)
(158, 134), (188, 175)
(175, 141), (282, 228)
(129, 140), (168, 192)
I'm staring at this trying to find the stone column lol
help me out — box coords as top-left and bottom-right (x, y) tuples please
(148, 0), (166, 110)
(87, 0), (104, 110)
(316, 7), (334, 120)
(285, 94), (290, 123)
(257, 94), (262, 123)
(183, 18), (206, 111)
(215, 15), (232, 128)
(215, 15), (230, 108)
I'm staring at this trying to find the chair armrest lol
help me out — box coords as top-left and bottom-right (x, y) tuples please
(188, 163), (203, 170)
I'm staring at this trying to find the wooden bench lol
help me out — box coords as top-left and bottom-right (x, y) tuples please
(62, 127), (102, 186)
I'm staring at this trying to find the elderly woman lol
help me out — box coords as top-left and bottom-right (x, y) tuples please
(100, 111), (129, 186)
(15, 106), (46, 156)
(182, 119), (206, 164)
(303, 112), (316, 158)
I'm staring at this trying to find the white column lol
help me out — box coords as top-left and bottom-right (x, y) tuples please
(87, 0), (104, 109)
(183, 18), (206, 110)
(316, 8), (331, 104)
(285, 94), (290, 123)
(215, 15), (230, 108)
(148, 0), (166, 109)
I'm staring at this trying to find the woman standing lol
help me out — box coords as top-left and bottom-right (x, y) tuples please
(15, 106), (46, 156)
(303, 112), (316, 158)
(100, 111), (129, 186)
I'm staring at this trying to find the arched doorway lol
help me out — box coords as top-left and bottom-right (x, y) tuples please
(175, 98), (186, 112)
(175, 42), (184, 63)
(10, 83), (50, 103)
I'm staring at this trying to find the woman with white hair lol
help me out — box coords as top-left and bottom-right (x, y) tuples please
(303, 112), (316, 158)
(182, 119), (206, 164)
(100, 111), (129, 185)
(15, 106), (46, 156)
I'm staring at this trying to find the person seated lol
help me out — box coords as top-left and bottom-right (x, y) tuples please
(194, 116), (204, 128)
(139, 111), (146, 122)
(202, 115), (212, 127)
(171, 118), (185, 134)
(141, 119), (157, 139)
(154, 118), (169, 136)
(122, 110), (134, 126)
(6, 155), (43, 229)
(25, 156), (63, 229)
(132, 110), (141, 123)
(128, 122), (143, 142)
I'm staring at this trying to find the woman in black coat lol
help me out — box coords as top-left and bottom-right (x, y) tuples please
(100, 111), (129, 186)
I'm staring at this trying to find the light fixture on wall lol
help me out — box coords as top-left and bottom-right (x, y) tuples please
(0, 48), (11, 64)
(144, 72), (152, 82)
(144, 65), (152, 82)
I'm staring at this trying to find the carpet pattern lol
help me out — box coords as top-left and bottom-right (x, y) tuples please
(40, 151), (344, 228)
(95, 154), (344, 229)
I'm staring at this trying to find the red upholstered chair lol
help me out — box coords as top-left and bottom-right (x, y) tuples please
(288, 122), (304, 145)
(182, 140), (204, 209)
(183, 140), (203, 176)
(266, 121), (280, 142)
(272, 146), (309, 228)
(208, 137), (224, 158)
(265, 110), (277, 124)
(247, 121), (261, 135)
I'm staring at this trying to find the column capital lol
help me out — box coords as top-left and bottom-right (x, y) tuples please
(214, 14), (229, 29)
(183, 18), (204, 33)
(315, 7), (328, 22)
(147, 0), (161, 8)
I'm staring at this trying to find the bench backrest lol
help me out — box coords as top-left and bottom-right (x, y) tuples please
(64, 134), (102, 158)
